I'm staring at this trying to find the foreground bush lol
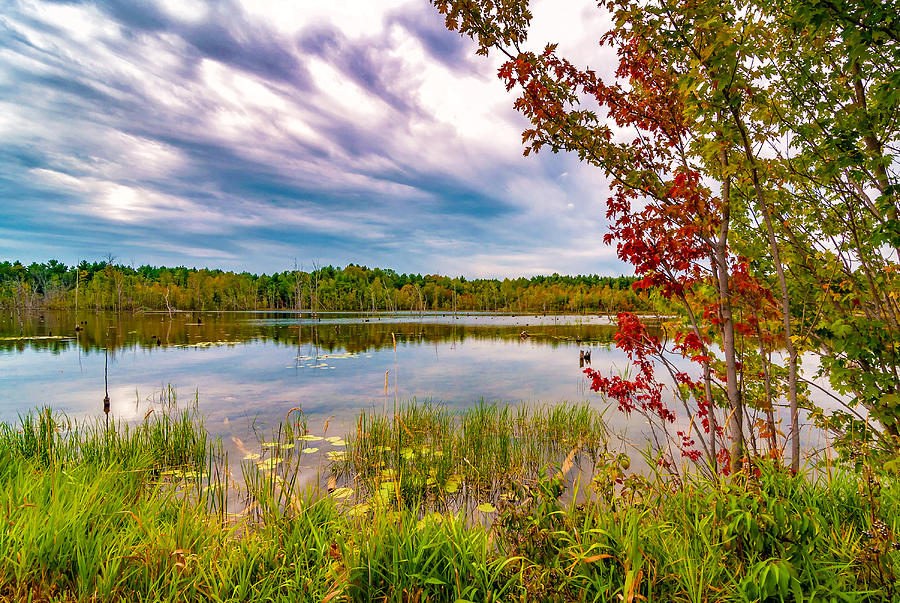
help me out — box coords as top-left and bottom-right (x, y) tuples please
(1, 406), (898, 602)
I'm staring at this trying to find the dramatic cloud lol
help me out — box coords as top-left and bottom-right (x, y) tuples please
(0, 0), (628, 277)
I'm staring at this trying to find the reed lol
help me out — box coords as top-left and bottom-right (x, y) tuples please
(335, 399), (610, 513)
(0, 402), (898, 601)
(0, 403), (208, 472)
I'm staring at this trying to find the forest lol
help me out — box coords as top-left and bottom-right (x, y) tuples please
(0, 259), (656, 314)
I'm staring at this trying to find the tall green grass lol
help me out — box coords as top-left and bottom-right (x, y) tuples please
(335, 400), (609, 512)
(0, 400), (898, 602)
(0, 399), (208, 472)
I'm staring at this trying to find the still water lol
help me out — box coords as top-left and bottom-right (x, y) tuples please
(1, 311), (630, 442)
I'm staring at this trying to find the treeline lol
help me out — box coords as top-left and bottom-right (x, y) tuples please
(0, 259), (660, 314)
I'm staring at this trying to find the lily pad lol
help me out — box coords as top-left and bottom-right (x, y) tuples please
(347, 504), (369, 517)
(416, 512), (444, 531)
(331, 487), (353, 499)
(256, 458), (280, 470)
(298, 435), (323, 442)
(374, 488), (393, 505)
(242, 453), (260, 460)
(476, 503), (497, 513)
(301, 447), (319, 454)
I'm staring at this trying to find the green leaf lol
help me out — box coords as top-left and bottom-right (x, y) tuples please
(331, 487), (353, 499)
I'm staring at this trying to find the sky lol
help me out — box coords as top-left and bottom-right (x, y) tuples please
(0, 0), (628, 278)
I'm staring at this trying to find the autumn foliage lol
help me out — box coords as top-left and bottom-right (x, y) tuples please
(434, 0), (900, 472)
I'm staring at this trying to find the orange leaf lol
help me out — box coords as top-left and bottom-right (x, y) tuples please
(583, 554), (614, 563)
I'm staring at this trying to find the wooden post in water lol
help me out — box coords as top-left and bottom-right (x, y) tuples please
(103, 346), (110, 430)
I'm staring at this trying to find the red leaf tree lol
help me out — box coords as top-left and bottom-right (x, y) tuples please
(433, 0), (797, 474)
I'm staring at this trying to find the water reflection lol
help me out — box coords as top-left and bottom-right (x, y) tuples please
(0, 311), (634, 444)
(0, 311), (618, 355)
(0, 309), (846, 481)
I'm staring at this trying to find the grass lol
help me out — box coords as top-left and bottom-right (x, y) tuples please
(0, 400), (898, 601)
(334, 400), (610, 513)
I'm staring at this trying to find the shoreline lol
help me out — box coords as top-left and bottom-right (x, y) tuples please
(2, 403), (897, 601)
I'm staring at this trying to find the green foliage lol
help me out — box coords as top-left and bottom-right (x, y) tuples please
(0, 258), (657, 314)
(715, 465), (820, 566)
(2, 403), (900, 601)
(338, 400), (609, 510)
(429, 0), (900, 468)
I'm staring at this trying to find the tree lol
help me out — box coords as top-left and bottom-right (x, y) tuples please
(432, 0), (900, 470)
(759, 0), (900, 452)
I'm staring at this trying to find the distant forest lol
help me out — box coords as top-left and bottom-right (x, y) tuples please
(0, 260), (660, 314)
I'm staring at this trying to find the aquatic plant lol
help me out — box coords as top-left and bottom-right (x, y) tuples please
(1, 402), (898, 601)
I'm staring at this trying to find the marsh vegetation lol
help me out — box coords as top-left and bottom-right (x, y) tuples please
(2, 401), (898, 602)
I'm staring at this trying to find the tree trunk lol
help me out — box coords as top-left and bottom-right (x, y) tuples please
(731, 107), (801, 473)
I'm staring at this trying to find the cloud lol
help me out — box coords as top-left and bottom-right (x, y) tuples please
(386, 3), (481, 74)
(0, 0), (631, 277)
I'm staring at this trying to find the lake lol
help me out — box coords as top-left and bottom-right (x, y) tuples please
(1, 310), (633, 444)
